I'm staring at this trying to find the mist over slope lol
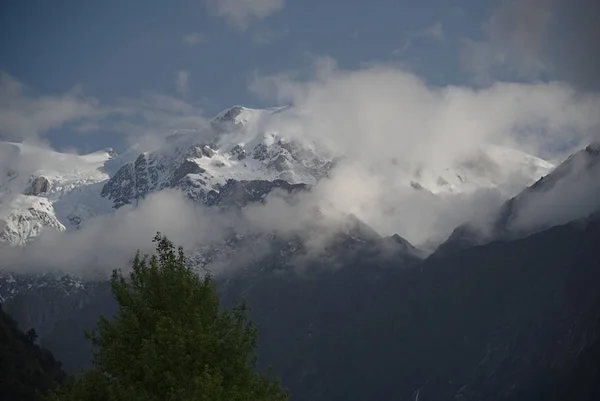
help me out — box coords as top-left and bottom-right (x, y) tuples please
(440, 141), (600, 252)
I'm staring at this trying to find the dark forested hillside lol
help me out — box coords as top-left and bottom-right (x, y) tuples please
(2, 214), (600, 401)
(219, 214), (600, 401)
(0, 304), (66, 401)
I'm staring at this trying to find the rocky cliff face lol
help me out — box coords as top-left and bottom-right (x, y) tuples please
(23, 177), (51, 197)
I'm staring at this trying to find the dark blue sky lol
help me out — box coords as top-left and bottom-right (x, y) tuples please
(0, 0), (494, 104)
(0, 0), (541, 152)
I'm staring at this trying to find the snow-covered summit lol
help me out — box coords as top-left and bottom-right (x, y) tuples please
(212, 105), (290, 128)
(0, 195), (65, 246)
(101, 105), (334, 208)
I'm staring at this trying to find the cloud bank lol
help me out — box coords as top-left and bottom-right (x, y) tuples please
(0, 71), (99, 143)
(0, 187), (360, 276)
(248, 59), (600, 244)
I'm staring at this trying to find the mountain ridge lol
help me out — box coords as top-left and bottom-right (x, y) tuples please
(0, 105), (555, 249)
(438, 141), (600, 253)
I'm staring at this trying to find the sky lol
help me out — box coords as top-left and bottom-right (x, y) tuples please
(0, 0), (547, 153)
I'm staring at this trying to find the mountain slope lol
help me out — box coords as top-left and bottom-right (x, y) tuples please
(439, 142), (600, 252)
(0, 304), (66, 401)
(218, 208), (600, 401)
(0, 142), (113, 245)
(0, 196), (65, 246)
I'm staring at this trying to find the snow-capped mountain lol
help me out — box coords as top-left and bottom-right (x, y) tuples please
(0, 195), (65, 246)
(0, 105), (555, 248)
(0, 142), (114, 245)
(440, 142), (600, 252)
(101, 106), (334, 209)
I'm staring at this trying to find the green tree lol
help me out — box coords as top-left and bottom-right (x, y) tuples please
(52, 233), (288, 401)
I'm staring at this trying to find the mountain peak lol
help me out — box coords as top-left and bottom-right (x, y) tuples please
(211, 105), (292, 129)
(211, 105), (268, 128)
(438, 140), (600, 253)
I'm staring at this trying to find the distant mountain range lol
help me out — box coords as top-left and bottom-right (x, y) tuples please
(1, 105), (600, 400)
(0, 105), (553, 248)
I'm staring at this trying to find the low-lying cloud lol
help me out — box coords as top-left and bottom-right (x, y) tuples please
(0, 187), (360, 276)
(0, 190), (230, 275)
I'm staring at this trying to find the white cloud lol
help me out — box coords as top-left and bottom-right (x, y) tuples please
(249, 59), (600, 244)
(0, 190), (229, 274)
(3, 53), (600, 273)
(205, 0), (285, 30)
(182, 32), (207, 45)
(0, 185), (363, 275)
(393, 22), (444, 58)
(0, 70), (211, 157)
(416, 21), (445, 41)
(0, 71), (100, 142)
(176, 70), (191, 97)
(102, 92), (210, 152)
(251, 28), (288, 44)
(392, 39), (411, 57)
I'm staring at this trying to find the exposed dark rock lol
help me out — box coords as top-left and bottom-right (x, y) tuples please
(231, 144), (246, 160)
(101, 163), (136, 208)
(206, 179), (308, 208)
(213, 106), (244, 125)
(253, 143), (269, 161)
(101, 152), (169, 208)
(437, 176), (449, 186)
(269, 154), (290, 172)
(171, 160), (206, 186)
(410, 181), (424, 190)
(201, 145), (215, 158)
(23, 176), (51, 196)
